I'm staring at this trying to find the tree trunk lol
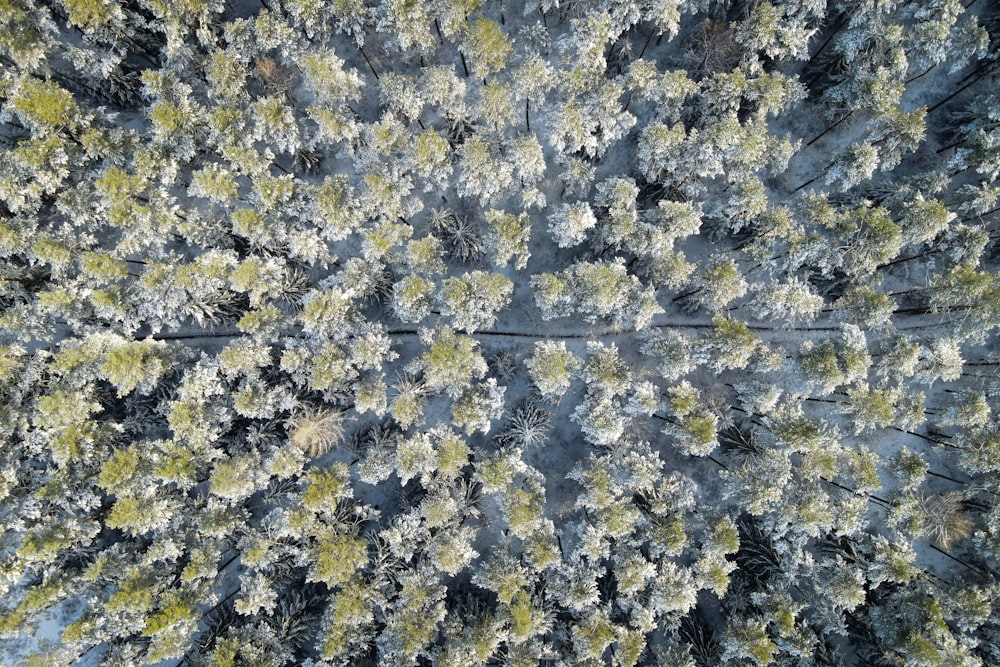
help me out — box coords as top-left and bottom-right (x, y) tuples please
(927, 62), (998, 113)
(806, 108), (856, 147)
(358, 45), (380, 79)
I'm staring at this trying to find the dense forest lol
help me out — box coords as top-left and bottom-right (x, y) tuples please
(1, 0), (999, 665)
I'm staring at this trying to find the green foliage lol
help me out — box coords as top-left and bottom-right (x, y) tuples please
(106, 496), (173, 536)
(462, 17), (512, 79)
(393, 275), (434, 324)
(301, 463), (351, 511)
(473, 549), (529, 605)
(301, 288), (357, 337)
(210, 452), (262, 501)
(485, 209), (531, 270)
(526, 340), (579, 399)
(310, 530), (369, 588)
(10, 78), (79, 132)
(98, 445), (143, 492)
(503, 481), (545, 539)
(702, 315), (760, 371)
(101, 338), (172, 396)
(415, 327), (487, 396)
(435, 428), (471, 479)
(692, 259), (748, 312)
(722, 617), (778, 666)
(451, 378), (505, 435)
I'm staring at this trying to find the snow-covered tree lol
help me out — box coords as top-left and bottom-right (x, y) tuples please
(438, 271), (514, 332)
(526, 340), (580, 400)
(547, 201), (597, 248)
(484, 209), (531, 270)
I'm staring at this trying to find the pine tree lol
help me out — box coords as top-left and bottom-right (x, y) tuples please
(663, 381), (720, 457)
(410, 128), (453, 192)
(438, 271), (514, 332)
(735, 1), (816, 61)
(376, 0), (437, 55)
(696, 315), (760, 372)
(458, 135), (514, 204)
(100, 337), (174, 396)
(412, 327), (488, 397)
(393, 275), (435, 324)
(686, 258), (748, 313)
(747, 278), (824, 325)
(462, 16), (512, 80)
(452, 378), (506, 435)
(547, 201), (597, 248)
(484, 209), (531, 270)
(526, 340), (580, 400)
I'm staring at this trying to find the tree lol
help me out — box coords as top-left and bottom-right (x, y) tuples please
(502, 474), (547, 539)
(380, 72), (424, 124)
(100, 337), (174, 396)
(637, 121), (688, 184)
(376, 0), (436, 54)
(393, 275), (434, 323)
(511, 134), (546, 192)
(377, 569), (447, 664)
(903, 0), (987, 75)
(747, 278), (823, 325)
(475, 79), (515, 130)
(458, 135), (514, 204)
(311, 175), (364, 242)
(498, 398), (552, 449)
(686, 259), (748, 313)
(720, 617), (778, 666)
(484, 209), (531, 270)
(390, 374), (428, 430)
(299, 287), (360, 340)
(287, 406), (346, 457)
(309, 529), (369, 588)
(648, 561), (698, 621)
(412, 327), (488, 397)
(253, 95), (299, 155)
(825, 140), (880, 190)
(410, 128), (453, 192)
(428, 526), (478, 576)
(581, 342), (631, 397)
(536, 258), (661, 329)
(639, 328), (694, 381)
(735, 1), (815, 61)
(9, 77), (82, 136)
(510, 52), (557, 129)
(872, 106), (926, 170)
(916, 338), (963, 385)
(696, 316), (760, 372)
(835, 286), (895, 329)
(547, 201), (597, 248)
(395, 431), (436, 486)
(798, 326), (870, 395)
(842, 203), (903, 276)
(846, 385), (911, 435)
(663, 381), (720, 457)
(301, 48), (365, 106)
(438, 271), (514, 333)
(452, 378), (506, 435)
(526, 340), (580, 400)
(929, 264), (1000, 341)
(473, 548), (531, 605)
(572, 393), (630, 447)
(462, 17), (512, 79)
